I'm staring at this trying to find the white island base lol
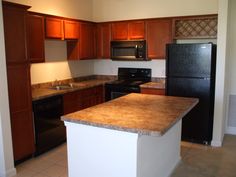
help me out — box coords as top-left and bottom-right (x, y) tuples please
(65, 120), (182, 177)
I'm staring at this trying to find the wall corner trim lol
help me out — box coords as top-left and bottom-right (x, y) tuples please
(0, 167), (16, 177)
(211, 140), (222, 147)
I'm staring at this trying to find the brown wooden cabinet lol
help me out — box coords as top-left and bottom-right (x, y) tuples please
(141, 88), (166, 95)
(64, 20), (79, 39)
(2, 1), (35, 162)
(45, 17), (63, 39)
(63, 85), (104, 114)
(27, 14), (45, 63)
(67, 22), (96, 60)
(146, 19), (173, 59)
(63, 91), (79, 114)
(45, 17), (79, 40)
(111, 20), (145, 40)
(96, 23), (111, 59)
(79, 22), (96, 59)
(111, 21), (128, 40)
(128, 21), (145, 40)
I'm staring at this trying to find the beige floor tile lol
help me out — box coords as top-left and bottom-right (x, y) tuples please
(40, 164), (68, 177)
(13, 135), (236, 177)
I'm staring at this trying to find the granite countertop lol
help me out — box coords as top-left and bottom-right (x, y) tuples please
(32, 79), (114, 101)
(140, 81), (165, 89)
(62, 93), (198, 136)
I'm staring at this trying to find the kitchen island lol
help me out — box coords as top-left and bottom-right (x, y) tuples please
(62, 93), (198, 177)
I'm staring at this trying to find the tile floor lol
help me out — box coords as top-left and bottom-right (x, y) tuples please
(13, 134), (236, 177)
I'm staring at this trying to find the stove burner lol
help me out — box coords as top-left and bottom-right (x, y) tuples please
(105, 68), (151, 101)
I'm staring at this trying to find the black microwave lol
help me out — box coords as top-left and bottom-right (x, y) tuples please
(110, 40), (148, 61)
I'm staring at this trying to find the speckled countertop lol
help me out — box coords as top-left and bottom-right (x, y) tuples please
(62, 93), (198, 136)
(32, 79), (114, 101)
(140, 81), (165, 89)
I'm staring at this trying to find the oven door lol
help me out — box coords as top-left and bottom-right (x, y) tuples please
(105, 85), (140, 101)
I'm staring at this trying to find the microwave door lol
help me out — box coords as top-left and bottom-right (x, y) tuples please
(111, 46), (138, 60)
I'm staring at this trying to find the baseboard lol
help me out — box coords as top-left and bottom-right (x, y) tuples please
(226, 126), (236, 135)
(211, 140), (222, 147)
(168, 157), (181, 177)
(0, 168), (16, 177)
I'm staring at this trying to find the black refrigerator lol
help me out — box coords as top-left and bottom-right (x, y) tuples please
(166, 43), (216, 145)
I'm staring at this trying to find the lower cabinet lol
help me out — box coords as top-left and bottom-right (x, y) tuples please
(141, 88), (166, 95)
(63, 85), (104, 114)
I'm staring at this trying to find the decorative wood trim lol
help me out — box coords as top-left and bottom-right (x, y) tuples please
(173, 15), (218, 39)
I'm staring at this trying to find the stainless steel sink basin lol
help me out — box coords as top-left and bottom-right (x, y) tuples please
(50, 84), (74, 90)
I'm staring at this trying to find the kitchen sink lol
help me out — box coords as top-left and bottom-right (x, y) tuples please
(50, 84), (75, 90)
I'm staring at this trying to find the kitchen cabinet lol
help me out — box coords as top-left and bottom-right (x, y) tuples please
(64, 20), (79, 39)
(128, 21), (145, 39)
(2, 1), (35, 162)
(27, 14), (45, 63)
(45, 17), (79, 40)
(96, 23), (111, 59)
(63, 91), (79, 114)
(63, 85), (104, 114)
(111, 21), (128, 40)
(67, 22), (96, 60)
(111, 20), (145, 40)
(45, 17), (63, 39)
(79, 22), (96, 59)
(146, 19), (173, 59)
(141, 88), (166, 95)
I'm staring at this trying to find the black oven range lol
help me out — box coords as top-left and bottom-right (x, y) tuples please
(105, 68), (151, 101)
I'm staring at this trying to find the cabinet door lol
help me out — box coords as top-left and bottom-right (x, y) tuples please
(111, 22), (128, 40)
(45, 17), (63, 39)
(27, 14), (45, 63)
(3, 4), (28, 64)
(80, 22), (96, 59)
(7, 64), (35, 161)
(141, 88), (166, 95)
(96, 23), (111, 59)
(63, 91), (79, 114)
(146, 19), (173, 59)
(64, 20), (79, 39)
(128, 21), (145, 39)
(3, 2), (35, 162)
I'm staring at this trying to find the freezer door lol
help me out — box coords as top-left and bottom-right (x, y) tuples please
(167, 77), (214, 144)
(166, 43), (215, 78)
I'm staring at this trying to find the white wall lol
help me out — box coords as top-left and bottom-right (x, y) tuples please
(225, 0), (236, 134)
(6, 0), (93, 20)
(227, 0), (236, 95)
(0, 2), (16, 177)
(30, 40), (94, 84)
(211, 0), (229, 146)
(92, 0), (218, 22)
(6, 0), (94, 84)
(93, 60), (165, 77)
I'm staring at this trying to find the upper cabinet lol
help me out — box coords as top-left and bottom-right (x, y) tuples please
(45, 17), (63, 39)
(128, 21), (145, 40)
(96, 23), (111, 59)
(111, 22), (128, 40)
(67, 22), (96, 60)
(45, 17), (79, 40)
(64, 20), (79, 39)
(79, 22), (96, 59)
(146, 19), (173, 59)
(27, 14), (45, 63)
(111, 20), (145, 40)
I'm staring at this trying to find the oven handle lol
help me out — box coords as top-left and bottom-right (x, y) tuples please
(135, 45), (138, 58)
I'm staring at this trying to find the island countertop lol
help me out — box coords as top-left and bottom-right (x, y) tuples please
(62, 93), (198, 136)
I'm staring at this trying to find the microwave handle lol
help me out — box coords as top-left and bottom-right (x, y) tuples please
(135, 45), (139, 58)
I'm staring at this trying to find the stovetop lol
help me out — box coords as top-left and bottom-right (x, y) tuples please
(106, 79), (149, 87)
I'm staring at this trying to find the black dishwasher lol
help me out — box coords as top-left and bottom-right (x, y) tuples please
(32, 95), (66, 156)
